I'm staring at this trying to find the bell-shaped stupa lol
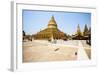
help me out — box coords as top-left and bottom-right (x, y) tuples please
(33, 15), (67, 40)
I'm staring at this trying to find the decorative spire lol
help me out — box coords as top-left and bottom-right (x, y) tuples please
(48, 15), (57, 28)
(89, 27), (91, 33)
(51, 15), (55, 21)
(76, 24), (82, 36)
(83, 24), (88, 36)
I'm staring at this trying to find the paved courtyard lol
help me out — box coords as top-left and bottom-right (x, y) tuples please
(23, 40), (91, 62)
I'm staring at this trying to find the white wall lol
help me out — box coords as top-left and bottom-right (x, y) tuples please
(0, 0), (100, 73)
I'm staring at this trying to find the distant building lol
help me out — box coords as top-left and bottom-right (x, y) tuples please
(72, 24), (83, 40)
(33, 16), (67, 40)
(72, 24), (91, 41)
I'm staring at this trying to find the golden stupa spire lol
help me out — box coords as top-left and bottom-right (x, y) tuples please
(48, 15), (57, 28)
(51, 15), (55, 21)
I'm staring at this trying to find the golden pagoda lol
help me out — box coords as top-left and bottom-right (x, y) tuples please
(33, 16), (67, 40)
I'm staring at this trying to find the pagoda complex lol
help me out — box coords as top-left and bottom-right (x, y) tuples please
(33, 16), (67, 40)
(72, 24), (83, 40)
(72, 24), (91, 40)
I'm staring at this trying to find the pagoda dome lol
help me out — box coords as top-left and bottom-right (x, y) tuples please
(48, 16), (57, 28)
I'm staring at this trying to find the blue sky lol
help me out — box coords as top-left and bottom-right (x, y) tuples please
(23, 10), (91, 35)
